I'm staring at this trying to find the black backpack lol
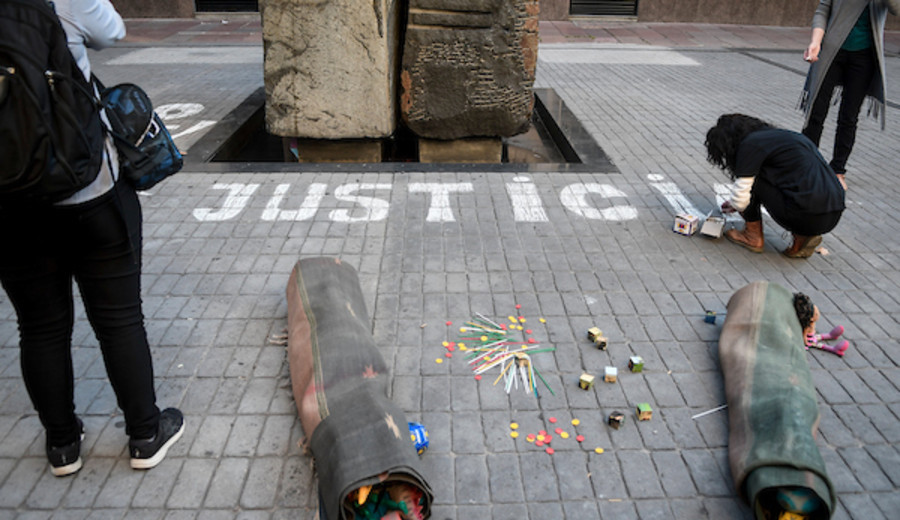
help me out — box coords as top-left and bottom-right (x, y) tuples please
(0, 0), (104, 205)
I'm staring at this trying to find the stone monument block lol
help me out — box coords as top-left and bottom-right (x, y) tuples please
(400, 0), (539, 140)
(260, 0), (399, 139)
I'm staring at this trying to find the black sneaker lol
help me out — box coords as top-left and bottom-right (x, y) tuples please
(47, 418), (84, 477)
(129, 408), (184, 470)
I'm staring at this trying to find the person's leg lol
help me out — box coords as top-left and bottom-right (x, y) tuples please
(802, 52), (846, 146)
(0, 210), (81, 446)
(71, 186), (159, 440)
(0, 209), (83, 475)
(830, 48), (878, 177)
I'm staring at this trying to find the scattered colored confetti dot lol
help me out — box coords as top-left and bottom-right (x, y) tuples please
(536, 435), (545, 442)
(435, 358), (443, 364)
(546, 447), (555, 455)
(528, 338), (537, 344)
(595, 448), (604, 454)
(526, 434), (535, 443)
(554, 427), (563, 434)
(517, 325), (524, 331)
(544, 435), (553, 444)
(540, 318), (546, 323)
(481, 336), (488, 341)
(510, 423), (519, 430)
(525, 329), (532, 334)
(549, 417), (557, 423)
(571, 419), (581, 426)
(445, 352), (452, 358)
(446, 321), (452, 326)
(442, 341), (449, 347)
(535, 441), (544, 447)
(515, 304), (522, 309)
(500, 324), (507, 330)
(561, 432), (570, 439)
(510, 431), (519, 438)
(576, 435), (585, 443)
(474, 374), (481, 381)
(539, 430), (547, 436)
(459, 327), (465, 333)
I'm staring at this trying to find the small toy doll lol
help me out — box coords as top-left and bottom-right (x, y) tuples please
(793, 292), (849, 356)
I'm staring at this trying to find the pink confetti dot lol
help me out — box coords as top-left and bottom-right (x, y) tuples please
(546, 447), (555, 454)
(535, 440), (543, 447)
(548, 417), (557, 423)
(515, 304), (522, 309)
(576, 435), (585, 442)
(445, 352), (452, 358)
(554, 427), (563, 434)
(446, 321), (452, 326)
(538, 430), (547, 436)
(474, 375), (482, 381)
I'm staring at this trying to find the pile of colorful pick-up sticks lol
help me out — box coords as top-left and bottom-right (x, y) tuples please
(459, 312), (556, 397)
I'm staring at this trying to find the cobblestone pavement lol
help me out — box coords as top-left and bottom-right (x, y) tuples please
(1, 17), (899, 520)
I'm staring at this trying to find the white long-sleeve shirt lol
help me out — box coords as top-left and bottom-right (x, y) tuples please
(729, 176), (756, 212)
(53, 0), (125, 205)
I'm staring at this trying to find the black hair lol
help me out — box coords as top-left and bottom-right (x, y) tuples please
(704, 114), (773, 179)
(793, 292), (815, 330)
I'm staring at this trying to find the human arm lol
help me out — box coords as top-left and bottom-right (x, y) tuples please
(805, 0), (831, 62)
(723, 177), (755, 213)
(63, 0), (125, 50)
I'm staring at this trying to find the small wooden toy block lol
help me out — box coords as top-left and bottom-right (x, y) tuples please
(628, 356), (644, 373)
(673, 213), (699, 236)
(608, 411), (625, 429)
(700, 216), (725, 238)
(604, 366), (617, 383)
(636, 403), (653, 421)
(578, 373), (595, 390)
(587, 327), (608, 349)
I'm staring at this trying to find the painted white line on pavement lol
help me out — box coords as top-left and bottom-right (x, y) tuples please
(108, 47), (262, 65)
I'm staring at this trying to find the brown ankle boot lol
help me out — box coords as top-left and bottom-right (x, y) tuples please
(783, 234), (822, 258)
(724, 220), (764, 253)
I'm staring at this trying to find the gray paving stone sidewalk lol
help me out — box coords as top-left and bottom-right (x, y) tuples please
(1, 20), (899, 520)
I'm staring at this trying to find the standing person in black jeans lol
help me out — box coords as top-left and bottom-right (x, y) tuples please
(0, 0), (183, 477)
(800, 0), (899, 190)
(705, 114), (846, 258)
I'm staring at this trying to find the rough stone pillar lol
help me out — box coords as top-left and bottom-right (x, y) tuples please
(401, 0), (540, 140)
(260, 0), (400, 139)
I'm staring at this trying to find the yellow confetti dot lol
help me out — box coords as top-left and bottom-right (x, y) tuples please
(536, 435), (545, 442)
(459, 327), (466, 333)
(571, 419), (580, 426)
(442, 341), (449, 347)
(509, 316), (517, 323)
(520, 318), (526, 323)
(594, 448), (604, 454)
(540, 318), (546, 323)
(560, 432), (569, 439)
(460, 345), (468, 351)
(411, 434), (416, 441)
(510, 431), (519, 438)
(435, 358), (443, 364)
(481, 335), (488, 341)
(458, 343), (466, 348)
(517, 325), (524, 331)
(510, 423), (519, 430)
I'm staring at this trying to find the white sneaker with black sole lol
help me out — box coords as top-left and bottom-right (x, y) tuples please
(129, 408), (184, 470)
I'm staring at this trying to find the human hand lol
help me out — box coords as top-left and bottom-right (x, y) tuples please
(804, 43), (820, 62)
(721, 200), (737, 214)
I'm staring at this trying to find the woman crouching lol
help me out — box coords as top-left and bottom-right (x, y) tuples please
(705, 113), (845, 258)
